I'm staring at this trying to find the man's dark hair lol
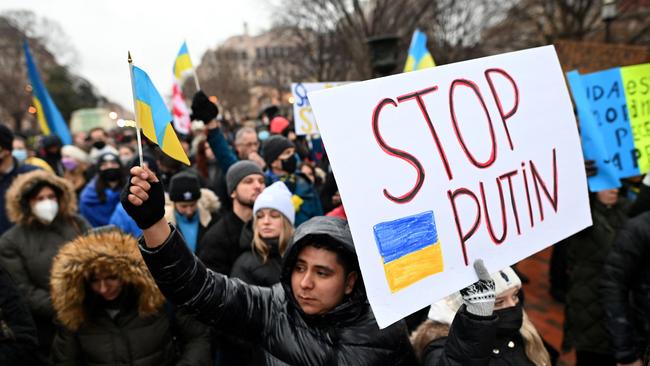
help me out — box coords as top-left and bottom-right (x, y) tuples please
(302, 235), (359, 277)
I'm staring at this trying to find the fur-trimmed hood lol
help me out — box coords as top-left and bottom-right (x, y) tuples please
(50, 228), (165, 331)
(5, 169), (77, 225)
(409, 320), (450, 361)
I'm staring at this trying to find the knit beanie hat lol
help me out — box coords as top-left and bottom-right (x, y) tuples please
(41, 135), (62, 149)
(226, 160), (264, 194)
(253, 181), (295, 225)
(262, 135), (294, 167)
(269, 116), (290, 134)
(0, 124), (14, 151)
(96, 152), (121, 169)
(492, 266), (521, 295)
(61, 145), (90, 164)
(168, 171), (201, 202)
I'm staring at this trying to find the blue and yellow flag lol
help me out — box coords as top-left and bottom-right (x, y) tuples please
(23, 40), (72, 145)
(374, 211), (444, 293)
(403, 29), (436, 72)
(130, 64), (189, 165)
(173, 42), (193, 81)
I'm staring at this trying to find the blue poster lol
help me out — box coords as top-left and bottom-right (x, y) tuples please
(580, 68), (640, 178)
(567, 71), (621, 191)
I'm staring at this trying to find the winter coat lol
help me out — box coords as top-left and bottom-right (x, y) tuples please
(0, 170), (90, 354)
(109, 202), (143, 237)
(0, 263), (41, 366)
(265, 172), (323, 226)
(164, 188), (220, 252)
(601, 210), (650, 364)
(0, 159), (39, 235)
(231, 240), (283, 287)
(197, 210), (250, 275)
(49, 229), (212, 366)
(413, 306), (535, 366)
(79, 177), (121, 227)
(138, 216), (417, 366)
(206, 127), (238, 176)
(563, 198), (629, 355)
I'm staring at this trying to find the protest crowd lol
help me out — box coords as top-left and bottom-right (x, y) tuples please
(1, 14), (650, 366)
(0, 85), (648, 366)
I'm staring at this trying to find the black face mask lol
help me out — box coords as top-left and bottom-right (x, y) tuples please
(494, 302), (523, 337)
(92, 140), (106, 150)
(100, 168), (122, 182)
(281, 156), (297, 174)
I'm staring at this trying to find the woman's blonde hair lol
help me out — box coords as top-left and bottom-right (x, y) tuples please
(252, 209), (294, 263)
(521, 310), (551, 366)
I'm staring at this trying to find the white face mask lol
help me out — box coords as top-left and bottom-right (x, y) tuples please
(33, 199), (59, 223)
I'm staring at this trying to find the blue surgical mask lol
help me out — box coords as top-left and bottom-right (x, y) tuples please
(12, 149), (27, 163)
(258, 130), (270, 141)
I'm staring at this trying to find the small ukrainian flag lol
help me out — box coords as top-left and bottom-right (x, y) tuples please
(173, 42), (193, 81)
(374, 211), (444, 293)
(130, 63), (190, 165)
(403, 29), (436, 72)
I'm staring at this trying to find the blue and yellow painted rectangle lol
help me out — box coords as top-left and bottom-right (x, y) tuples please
(373, 211), (443, 293)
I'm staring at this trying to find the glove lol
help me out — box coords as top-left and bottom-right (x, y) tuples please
(120, 173), (166, 230)
(460, 259), (496, 317)
(190, 91), (218, 123)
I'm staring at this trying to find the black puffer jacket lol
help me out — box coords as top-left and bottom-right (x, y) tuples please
(563, 198), (629, 354)
(0, 170), (90, 354)
(602, 210), (650, 364)
(139, 216), (417, 365)
(417, 306), (534, 366)
(0, 264), (41, 366)
(197, 210), (248, 274)
(231, 239), (282, 287)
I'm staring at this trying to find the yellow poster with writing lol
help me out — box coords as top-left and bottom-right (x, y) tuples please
(621, 63), (650, 173)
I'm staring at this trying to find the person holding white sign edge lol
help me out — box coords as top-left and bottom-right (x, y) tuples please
(411, 262), (552, 365)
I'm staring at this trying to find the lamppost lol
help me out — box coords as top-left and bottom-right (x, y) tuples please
(366, 34), (400, 78)
(601, 0), (618, 43)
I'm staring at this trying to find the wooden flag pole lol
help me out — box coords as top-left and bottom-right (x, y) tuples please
(185, 40), (201, 91)
(127, 51), (145, 168)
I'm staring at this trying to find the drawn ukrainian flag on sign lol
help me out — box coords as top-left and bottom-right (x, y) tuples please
(403, 29), (436, 72)
(373, 211), (444, 293)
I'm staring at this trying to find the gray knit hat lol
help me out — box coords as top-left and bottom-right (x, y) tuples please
(226, 160), (264, 194)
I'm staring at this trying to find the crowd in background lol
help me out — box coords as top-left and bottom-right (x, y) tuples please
(0, 91), (647, 366)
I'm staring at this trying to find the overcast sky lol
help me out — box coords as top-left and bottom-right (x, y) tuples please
(0, 0), (272, 111)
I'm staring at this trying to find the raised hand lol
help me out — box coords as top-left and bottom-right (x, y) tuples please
(120, 166), (165, 230)
(460, 259), (496, 317)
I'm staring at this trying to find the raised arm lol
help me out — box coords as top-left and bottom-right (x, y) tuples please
(121, 166), (272, 341)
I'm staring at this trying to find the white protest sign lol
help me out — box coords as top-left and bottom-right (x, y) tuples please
(291, 82), (349, 135)
(308, 46), (591, 328)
